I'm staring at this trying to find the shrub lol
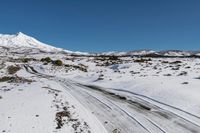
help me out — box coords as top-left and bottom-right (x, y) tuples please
(108, 56), (118, 60)
(161, 61), (169, 64)
(7, 65), (21, 74)
(170, 61), (182, 64)
(185, 66), (191, 69)
(41, 57), (51, 63)
(56, 110), (70, 129)
(95, 55), (119, 61)
(65, 64), (88, 72)
(54, 60), (63, 66)
(182, 82), (188, 84)
(0, 76), (33, 83)
(163, 74), (172, 76)
(19, 58), (36, 63)
(178, 71), (187, 76)
(0, 76), (12, 82)
(171, 67), (179, 70)
(134, 58), (151, 63)
(21, 58), (30, 63)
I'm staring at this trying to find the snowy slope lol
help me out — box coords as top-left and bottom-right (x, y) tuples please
(1, 33), (200, 133)
(0, 32), (89, 55)
(1, 56), (200, 133)
(0, 32), (64, 52)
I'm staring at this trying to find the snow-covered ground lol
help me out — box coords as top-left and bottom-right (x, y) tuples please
(1, 33), (200, 133)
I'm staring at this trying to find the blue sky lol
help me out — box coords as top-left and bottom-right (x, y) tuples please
(0, 0), (200, 52)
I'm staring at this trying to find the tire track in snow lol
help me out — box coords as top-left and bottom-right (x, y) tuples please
(111, 88), (200, 127)
(80, 87), (166, 133)
(74, 82), (200, 133)
(60, 79), (169, 133)
(61, 81), (112, 110)
(145, 118), (166, 133)
(107, 100), (152, 133)
(59, 79), (152, 133)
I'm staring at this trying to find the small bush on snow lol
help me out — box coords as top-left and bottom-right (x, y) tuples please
(41, 57), (52, 63)
(7, 65), (21, 74)
(53, 60), (63, 66)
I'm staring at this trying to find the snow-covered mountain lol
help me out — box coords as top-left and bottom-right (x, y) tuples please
(0, 32), (64, 52)
(0, 32), (89, 55)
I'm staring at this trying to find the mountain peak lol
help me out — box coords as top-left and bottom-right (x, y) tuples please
(16, 32), (28, 37)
